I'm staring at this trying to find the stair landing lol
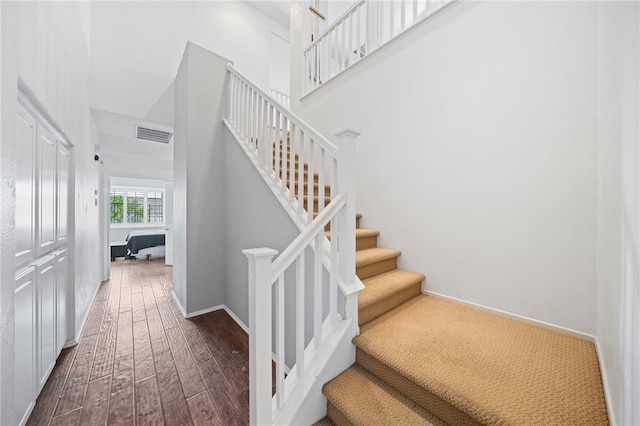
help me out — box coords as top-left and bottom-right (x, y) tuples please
(324, 295), (609, 425)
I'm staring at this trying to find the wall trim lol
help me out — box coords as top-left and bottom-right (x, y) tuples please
(424, 290), (595, 342)
(17, 80), (73, 147)
(171, 289), (187, 317)
(64, 278), (103, 348)
(184, 303), (226, 319)
(223, 306), (249, 334)
(595, 339), (617, 426)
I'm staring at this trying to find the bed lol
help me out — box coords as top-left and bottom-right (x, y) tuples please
(111, 229), (166, 260)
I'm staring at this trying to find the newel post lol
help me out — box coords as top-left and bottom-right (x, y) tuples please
(336, 129), (360, 317)
(243, 247), (278, 426)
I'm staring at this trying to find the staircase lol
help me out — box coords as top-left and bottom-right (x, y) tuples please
(274, 135), (609, 426)
(314, 221), (610, 424)
(225, 65), (608, 425)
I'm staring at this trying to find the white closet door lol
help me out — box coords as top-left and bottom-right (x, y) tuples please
(55, 250), (68, 352)
(37, 124), (57, 255)
(56, 143), (69, 246)
(14, 267), (36, 426)
(37, 256), (56, 392)
(15, 104), (36, 267)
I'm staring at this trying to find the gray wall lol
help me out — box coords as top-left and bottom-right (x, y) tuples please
(223, 128), (301, 327)
(173, 42), (229, 314)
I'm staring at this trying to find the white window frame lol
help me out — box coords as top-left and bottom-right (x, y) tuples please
(109, 185), (166, 228)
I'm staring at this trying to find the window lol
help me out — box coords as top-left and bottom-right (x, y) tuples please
(109, 186), (165, 226)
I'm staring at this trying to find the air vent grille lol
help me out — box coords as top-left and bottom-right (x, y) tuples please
(136, 125), (173, 144)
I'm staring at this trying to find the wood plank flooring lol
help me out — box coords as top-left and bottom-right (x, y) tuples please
(28, 258), (250, 426)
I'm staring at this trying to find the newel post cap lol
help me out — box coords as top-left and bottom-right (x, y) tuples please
(334, 128), (361, 140)
(242, 247), (279, 259)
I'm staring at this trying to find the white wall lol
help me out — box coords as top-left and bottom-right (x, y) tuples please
(0, 2), (100, 424)
(596, 2), (640, 425)
(292, 1), (599, 334)
(90, 1), (290, 120)
(93, 109), (173, 182)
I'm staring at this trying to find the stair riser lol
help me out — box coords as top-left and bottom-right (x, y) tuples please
(322, 216), (361, 231)
(356, 235), (378, 251)
(273, 160), (308, 171)
(303, 196), (332, 211)
(358, 285), (421, 326)
(356, 258), (397, 280)
(279, 171), (319, 184)
(355, 350), (482, 426)
(327, 401), (354, 426)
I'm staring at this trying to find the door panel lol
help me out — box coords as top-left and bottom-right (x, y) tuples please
(37, 124), (57, 255)
(15, 104), (36, 267)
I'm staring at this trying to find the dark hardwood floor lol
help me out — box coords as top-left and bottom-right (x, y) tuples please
(27, 258), (250, 426)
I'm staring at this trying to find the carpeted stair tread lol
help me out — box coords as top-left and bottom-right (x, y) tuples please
(323, 364), (447, 426)
(355, 248), (401, 279)
(354, 295), (609, 425)
(358, 269), (424, 325)
(355, 248), (401, 267)
(325, 228), (379, 238)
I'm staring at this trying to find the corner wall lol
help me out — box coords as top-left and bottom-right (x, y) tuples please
(292, 1), (599, 334)
(0, 2), (100, 424)
(173, 43), (229, 314)
(596, 2), (640, 425)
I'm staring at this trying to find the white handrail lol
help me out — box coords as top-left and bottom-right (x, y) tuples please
(307, 0), (366, 51)
(226, 65), (362, 425)
(272, 193), (345, 278)
(269, 88), (291, 110)
(303, 0), (457, 95)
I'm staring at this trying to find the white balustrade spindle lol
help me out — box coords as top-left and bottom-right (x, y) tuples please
(303, 0), (455, 96)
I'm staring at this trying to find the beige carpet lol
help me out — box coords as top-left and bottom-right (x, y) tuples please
(355, 295), (609, 425)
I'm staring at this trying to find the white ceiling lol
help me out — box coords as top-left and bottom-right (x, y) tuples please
(244, 0), (290, 29)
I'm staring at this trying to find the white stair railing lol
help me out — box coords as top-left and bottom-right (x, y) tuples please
(224, 64), (363, 425)
(304, 0), (455, 95)
(268, 88), (291, 110)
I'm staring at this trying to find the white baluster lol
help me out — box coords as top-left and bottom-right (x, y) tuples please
(318, 148), (325, 214)
(401, 0), (406, 32)
(243, 247), (278, 426)
(297, 130), (305, 219)
(276, 275), (285, 409)
(314, 232), (323, 350)
(367, 0), (380, 52)
(295, 253), (305, 379)
(289, 123), (296, 202)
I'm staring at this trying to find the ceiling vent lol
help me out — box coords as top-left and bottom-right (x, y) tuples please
(135, 125), (173, 144)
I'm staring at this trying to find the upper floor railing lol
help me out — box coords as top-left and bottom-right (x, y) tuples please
(303, 0), (455, 95)
(224, 64), (362, 425)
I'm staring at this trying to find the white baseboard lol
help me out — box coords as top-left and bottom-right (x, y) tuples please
(170, 289), (187, 317)
(223, 305), (249, 334)
(171, 295), (250, 335)
(594, 339), (616, 426)
(424, 290), (595, 342)
(65, 278), (104, 347)
(184, 303), (226, 319)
